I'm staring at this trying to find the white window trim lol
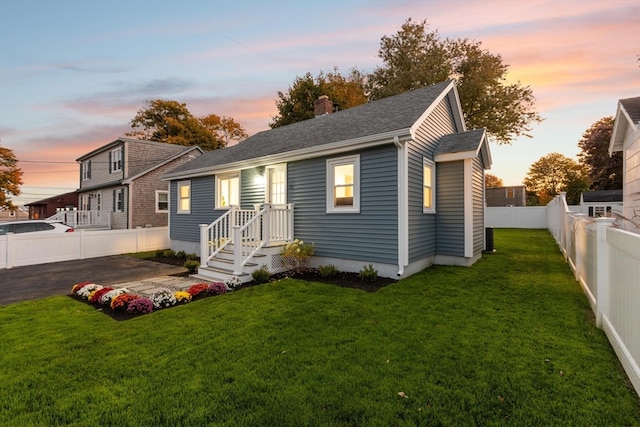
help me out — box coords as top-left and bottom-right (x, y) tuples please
(215, 173), (240, 210)
(111, 148), (122, 173)
(423, 157), (436, 214)
(156, 190), (169, 213)
(81, 161), (91, 181)
(326, 155), (360, 214)
(114, 188), (125, 213)
(177, 180), (191, 214)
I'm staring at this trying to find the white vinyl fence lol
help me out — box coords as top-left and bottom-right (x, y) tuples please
(548, 193), (640, 396)
(0, 227), (170, 269)
(486, 206), (548, 228)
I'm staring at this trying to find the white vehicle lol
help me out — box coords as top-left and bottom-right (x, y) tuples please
(0, 220), (74, 235)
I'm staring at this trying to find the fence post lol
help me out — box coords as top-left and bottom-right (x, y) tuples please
(263, 203), (271, 246)
(199, 224), (208, 266)
(573, 214), (587, 282)
(6, 233), (14, 269)
(287, 203), (294, 241)
(594, 217), (614, 327)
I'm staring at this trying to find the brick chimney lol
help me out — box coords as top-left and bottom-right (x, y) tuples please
(314, 95), (333, 117)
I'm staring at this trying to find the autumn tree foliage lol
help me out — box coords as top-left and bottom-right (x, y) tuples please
(523, 153), (591, 205)
(485, 173), (504, 188)
(127, 100), (247, 150)
(270, 67), (367, 128)
(367, 18), (542, 145)
(0, 144), (23, 211)
(577, 117), (622, 191)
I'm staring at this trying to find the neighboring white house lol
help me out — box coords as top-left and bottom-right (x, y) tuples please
(579, 190), (623, 218)
(609, 96), (640, 232)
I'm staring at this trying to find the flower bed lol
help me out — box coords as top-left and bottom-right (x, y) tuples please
(70, 279), (236, 320)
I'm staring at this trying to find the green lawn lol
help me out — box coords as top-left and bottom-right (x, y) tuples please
(1, 229), (638, 426)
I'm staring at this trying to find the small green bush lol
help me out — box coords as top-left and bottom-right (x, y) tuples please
(318, 264), (338, 278)
(186, 253), (199, 261)
(155, 249), (165, 257)
(359, 264), (378, 282)
(163, 249), (176, 258)
(183, 260), (199, 274)
(252, 264), (271, 284)
(175, 250), (186, 259)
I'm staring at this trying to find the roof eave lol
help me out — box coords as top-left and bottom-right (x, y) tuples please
(163, 128), (412, 181)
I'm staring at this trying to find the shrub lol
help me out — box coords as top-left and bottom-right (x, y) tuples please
(280, 239), (315, 270)
(162, 249), (176, 258)
(187, 283), (209, 297)
(252, 264), (271, 284)
(359, 264), (378, 282)
(175, 250), (186, 259)
(184, 260), (199, 274)
(318, 264), (338, 278)
(149, 288), (177, 309)
(127, 297), (154, 315)
(111, 293), (140, 311)
(174, 291), (192, 304)
(155, 249), (165, 257)
(208, 282), (227, 295)
(186, 253), (199, 261)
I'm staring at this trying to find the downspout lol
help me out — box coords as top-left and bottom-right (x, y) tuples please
(394, 136), (407, 277)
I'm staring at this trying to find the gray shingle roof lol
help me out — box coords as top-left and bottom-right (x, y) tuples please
(167, 80), (453, 176)
(620, 97), (640, 125)
(581, 190), (623, 203)
(435, 128), (486, 155)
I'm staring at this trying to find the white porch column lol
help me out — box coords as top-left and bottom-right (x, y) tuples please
(262, 203), (271, 246)
(594, 217), (614, 327)
(199, 224), (208, 265)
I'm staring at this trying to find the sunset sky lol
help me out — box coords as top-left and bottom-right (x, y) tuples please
(1, 0), (638, 205)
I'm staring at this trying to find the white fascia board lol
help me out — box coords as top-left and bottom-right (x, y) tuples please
(162, 129), (412, 181)
(609, 104), (628, 154)
(409, 80), (458, 138)
(434, 150), (476, 163)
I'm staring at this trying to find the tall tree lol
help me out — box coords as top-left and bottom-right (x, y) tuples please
(523, 153), (591, 205)
(270, 67), (367, 128)
(199, 114), (248, 147)
(127, 100), (247, 151)
(367, 18), (542, 145)
(0, 144), (23, 211)
(485, 173), (504, 188)
(577, 117), (622, 190)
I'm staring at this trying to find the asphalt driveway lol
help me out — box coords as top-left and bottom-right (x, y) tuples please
(0, 255), (187, 305)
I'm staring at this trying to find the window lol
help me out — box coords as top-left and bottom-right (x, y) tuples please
(506, 187), (515, 198)
(177, 181), (191, 214)
(327, 155), (360, 213)
(80, 194), (91, 211)
(423, 158), (436, 213)
(113, 189), (124, 212)
(216, 174), (239, 209)
(110, 148), (122, 173)
(81, 160), (91, 181)
(156, 190), (169, 213)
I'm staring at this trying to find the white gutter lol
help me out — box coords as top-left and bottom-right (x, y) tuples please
(394, 136), (407, 277)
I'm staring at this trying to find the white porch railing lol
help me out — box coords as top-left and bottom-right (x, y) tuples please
(199, 204), (294, 273)
(48, 210), (111, 229)
(547, 192), (640, 396)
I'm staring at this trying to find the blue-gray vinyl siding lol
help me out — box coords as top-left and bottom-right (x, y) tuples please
(169, 167), (266, 243)
(472, 156), (485, 254)
(407, 96), (459, 262)
(436, 161), (465, 256)
(288, 145), (398, 264)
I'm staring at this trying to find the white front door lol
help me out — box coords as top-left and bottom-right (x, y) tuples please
(266, 164), (287, 205)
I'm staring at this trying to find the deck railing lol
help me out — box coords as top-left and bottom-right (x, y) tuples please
(199, 204), (293, 271)
(48, 210), (111, 229)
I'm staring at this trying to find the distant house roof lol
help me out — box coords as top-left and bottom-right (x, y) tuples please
(580, 190), (623, 204)
(76, 137), (192, 162)
(164, 80), (472, 180)
(609, 96), (640, 154)
(24, 191), (78, 206)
